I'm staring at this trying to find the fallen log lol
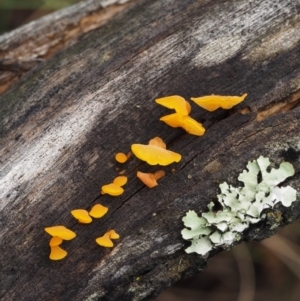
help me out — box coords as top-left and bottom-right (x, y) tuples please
(1, 0), (300, 300)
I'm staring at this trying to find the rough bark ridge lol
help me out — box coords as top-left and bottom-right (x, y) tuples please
(1, 0), (300, 300)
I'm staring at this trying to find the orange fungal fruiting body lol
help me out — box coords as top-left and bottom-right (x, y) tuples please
(190, 93), (247, 111)
(113, 176), (128, 187)
(71, 209), (93, 224)
(44, 225), (76, 240)
(49, 245), (68, 260)
(89, 204), (108, 218)
(131, 137), (181, 166)
(101, 183), (124, 196)
(155, 95), (191, 115)
(95, 232), (114, 247)
(115, 152), (128, 163)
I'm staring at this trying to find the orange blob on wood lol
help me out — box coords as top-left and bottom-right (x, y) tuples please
(190, 93), (247, 111)
(137, 170), (165, 188)
(115, 152), (128, 163)
(113, 176), (128, 186)
(101, 183), (124, 196)
(49, 245), (68, 260)
(71, 209), (93, 224)
(95, 232), (114, 247)
(160, 113), (205, 136)
(131, 137), (181, 166)
(89, 204), (108, 218)
(44, 226), (76, 240)
(155, 95), (191, 115)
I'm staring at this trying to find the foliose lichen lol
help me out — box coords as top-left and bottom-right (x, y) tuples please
(181, 156), (297, 255)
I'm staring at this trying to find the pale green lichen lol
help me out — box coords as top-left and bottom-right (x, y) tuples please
(182, 156), (297, 255)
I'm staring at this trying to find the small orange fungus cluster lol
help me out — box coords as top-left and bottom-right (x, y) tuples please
(137, 170), (165, 188)
(101, 175), (128, 196)
(156, 93), (247, 135)
(156, 95), (205, 136)
(45, 226), (76, 260)
(96, 230), (120, 247)
(45, 203), (113, 260)
(44, 91), (247, 260)
(131, 137), (181, 166)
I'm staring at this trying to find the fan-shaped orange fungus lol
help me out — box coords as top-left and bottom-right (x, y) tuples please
(49, 245), (68, 260)
(101, 183), (124, 196)
(71, 209), (93, 224)
(95, 232), (114, 247)
(115, 152), (128, 163)
(148, 137), (166, 149)
(137, 171), (158, 188)
(108, 229), (120, 239)
(160, 113), (205, 136)
(44, 226), (76, 240)
(131, 138), (181, 166)
(190, 93), (247, 111)
(89, 204), (108, 218)
(113, 176), (128, 186)
(155, 95), (191, 115)
(49, 236), (63, 247)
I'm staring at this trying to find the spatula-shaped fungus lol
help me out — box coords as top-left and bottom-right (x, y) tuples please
(49, 245), (68, 260)
(89, 204), (108, 218)
(155, 95), (191, 115)
(190, 93), (247, 111)
(108, 229), (120, 239)
(113, 176), (128, 186)
(101, 183), (124, 196)
(131, 137), (181, 166)
(160, 113), (205, 136)
(49, 236), (63, 247)
(45, 225), (76, 240)
(95, 232), (114, 247)
(71, 209), (93, 224)
(115, 152), (128, 163)
(137, 170), (165, 188)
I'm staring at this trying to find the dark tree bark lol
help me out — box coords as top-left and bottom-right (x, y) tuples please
(1, 0), (300, 300)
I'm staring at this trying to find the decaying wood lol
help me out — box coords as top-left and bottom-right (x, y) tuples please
(1, 0), (300, 300)
(0, 0), (137, 95)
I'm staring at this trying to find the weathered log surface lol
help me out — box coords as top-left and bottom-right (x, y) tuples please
(1, 0), (300, 300)
(0, 0), (137, 95)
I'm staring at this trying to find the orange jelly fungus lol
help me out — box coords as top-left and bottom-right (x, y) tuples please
(108, 229), (120, 239)
(95, 232), (114, 247)
(115, 152), (128, 163)
(49, 245), (68, 260)
(44, 226), (76, 240)
(155, 95), (191, 116)
(49, 236), (63, 247)
(160, 113), (205, 136)
(101, 183), (124, 196)
(131, 137), (181, 166)
(71, 209), (93, 224)
(190, 93), (247, 112)
(89, 204), (108, 218)
(113, 176), (128, 187)
(138, 170), (165, 188)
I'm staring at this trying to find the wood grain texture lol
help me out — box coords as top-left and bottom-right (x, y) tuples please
(1, 0), (300, 300)
(0, 0), (137, 95)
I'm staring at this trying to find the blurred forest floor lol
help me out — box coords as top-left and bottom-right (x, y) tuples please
(1, 1), (300, 301)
